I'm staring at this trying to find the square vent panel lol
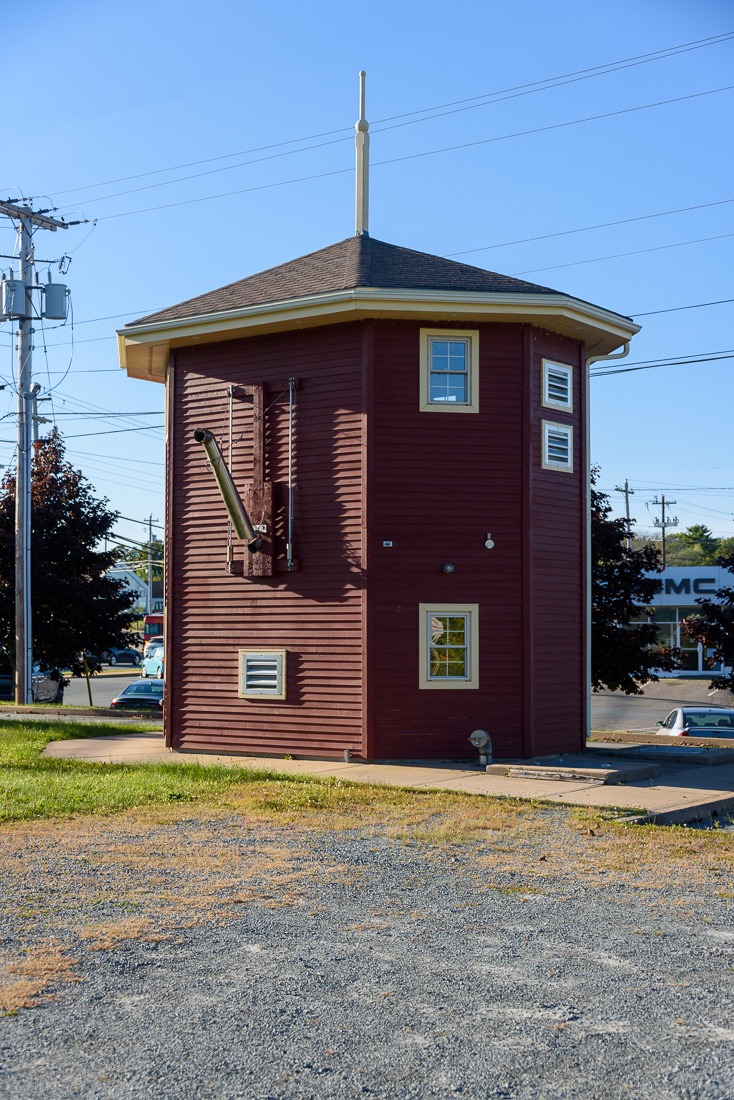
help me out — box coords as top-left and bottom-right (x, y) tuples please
(238, 650), (286, 699)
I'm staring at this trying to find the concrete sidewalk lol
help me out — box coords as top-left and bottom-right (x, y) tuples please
(43, 731), (734, 826)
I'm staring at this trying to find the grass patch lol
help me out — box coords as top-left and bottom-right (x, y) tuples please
(0, 719), (539, 831)
(0, 719), (334, 823)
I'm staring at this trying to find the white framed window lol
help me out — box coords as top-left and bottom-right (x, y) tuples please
(541, 359), (573, 413)
(419, 329), (479, 413)
(541, 420), (573, 472)
(238, 650), (287, 699)
(418, 604), (479, 690)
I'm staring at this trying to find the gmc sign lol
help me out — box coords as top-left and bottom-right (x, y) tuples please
(664, 577), (716, 596)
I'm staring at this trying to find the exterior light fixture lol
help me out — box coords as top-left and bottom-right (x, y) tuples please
(442, 563), (455, 574)
(469, 728), (492, 769)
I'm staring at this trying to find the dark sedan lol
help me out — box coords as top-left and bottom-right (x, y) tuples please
(105, 647), (142, 667)
(110, 680), (163, 711)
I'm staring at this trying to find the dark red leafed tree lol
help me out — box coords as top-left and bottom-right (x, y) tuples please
(0, 429), (136, 675)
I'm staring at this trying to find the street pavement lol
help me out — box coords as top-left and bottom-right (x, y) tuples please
(63, 672), (732, 725)
(591, 677), (734, 731)
(63, 667), (149, 708)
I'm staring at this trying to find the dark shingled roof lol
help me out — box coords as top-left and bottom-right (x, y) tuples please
(128, 236), (563, 327)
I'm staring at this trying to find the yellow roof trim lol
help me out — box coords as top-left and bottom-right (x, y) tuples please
(118, 287), (640, 383)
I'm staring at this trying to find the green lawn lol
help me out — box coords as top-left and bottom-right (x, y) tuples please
(0, 718), (305, 823)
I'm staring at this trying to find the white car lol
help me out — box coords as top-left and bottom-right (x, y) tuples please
(657, 706), (734, 737)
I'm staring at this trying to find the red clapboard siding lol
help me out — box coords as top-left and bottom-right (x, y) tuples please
(368, 320), (527, 759)
(164, 315), (588, 761)
(166, 323), (366, 756)
(529, 329), (586, 755)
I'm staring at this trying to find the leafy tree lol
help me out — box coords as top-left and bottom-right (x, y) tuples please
(0, 430), (137, 675)
(592, 476), (677, 694)
(665, 524), (720, 567)
(681, 551), (734, 692)
(111, 537), (164, 584)
(716, 537), (734, 562)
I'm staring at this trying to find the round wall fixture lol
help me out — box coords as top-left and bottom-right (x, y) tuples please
(442, 563), (455, 574)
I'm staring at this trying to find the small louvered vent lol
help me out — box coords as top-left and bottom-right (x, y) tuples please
(542, 359), (572, 412)
(542, 421), (573, 472)
(239, 650), (286, 699)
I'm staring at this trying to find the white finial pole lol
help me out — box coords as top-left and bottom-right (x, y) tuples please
(355, 70), (369, 237)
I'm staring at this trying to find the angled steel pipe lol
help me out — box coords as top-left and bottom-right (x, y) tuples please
(193, 428), (257, 541)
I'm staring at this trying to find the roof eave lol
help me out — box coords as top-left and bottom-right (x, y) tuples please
(118, 287), (640, 382)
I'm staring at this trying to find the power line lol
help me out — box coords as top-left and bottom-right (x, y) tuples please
(40, 31), (734, 206)
(68, 447), (164, 466)
(512, 231), (734, 276)
(447, 197), (734, 257)
(590, 351), (734, 378)
(634, 297), (734, 317)
(49, 411), (162, 418)
(86, 84), (734, 223)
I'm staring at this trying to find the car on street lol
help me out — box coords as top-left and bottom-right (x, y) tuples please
(0, 663), (65, 704)
(141, 648), (164, 679)
(144, 636), (164, 656)
(656, 706), (734, 737)
(104, 647), (142, 667)
(110, 680), (163, 711)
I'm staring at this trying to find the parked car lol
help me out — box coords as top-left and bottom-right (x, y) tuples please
(0, 664), (65, 704)
(110, 680), (163, 711)
(104, 647), (142, 667)
(144, 636), (164, 656)
(656, 706), (734, 737)
(141, 648), (164, 679)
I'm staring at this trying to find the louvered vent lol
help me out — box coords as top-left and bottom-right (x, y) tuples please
(542, 421), (573, 472)
(542, 360), (572, 412)
(239, 650), (286, 699)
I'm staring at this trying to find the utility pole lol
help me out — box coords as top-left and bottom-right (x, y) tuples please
(614, 479), (635, 551)
(147, 515), (153, 615)
(651, 495), (678, 569)
(146, 514), (159, 615)
(0, 201), (69, 703)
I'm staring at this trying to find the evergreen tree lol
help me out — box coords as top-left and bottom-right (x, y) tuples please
(592, 476), (677, 694)
(0, 430), (137, 674)
(665, 524), (720, 567)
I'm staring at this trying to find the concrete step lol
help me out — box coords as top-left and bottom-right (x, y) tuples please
(486, 758), (660, 785)
(586, 742), (733, 767)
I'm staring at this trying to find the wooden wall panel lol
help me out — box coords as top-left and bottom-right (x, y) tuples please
(166, 315), (588, 762)
(528, 328), (586, 756)
(368, 321), (527, 760)
(168, 323), (365, 757)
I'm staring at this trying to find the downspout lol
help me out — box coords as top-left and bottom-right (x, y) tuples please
(584, 341), (631, 746)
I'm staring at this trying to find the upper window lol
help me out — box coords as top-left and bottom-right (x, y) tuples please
(541, 359), (573, 413)
(420, 329), (479, 413)
(418, 603), (479, 690)
(541, 420), (573, 473)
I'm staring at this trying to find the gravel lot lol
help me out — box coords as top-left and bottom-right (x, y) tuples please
(1, 801), (733, 1099)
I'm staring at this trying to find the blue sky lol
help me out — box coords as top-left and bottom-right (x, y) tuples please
(1, 0), (732, 552)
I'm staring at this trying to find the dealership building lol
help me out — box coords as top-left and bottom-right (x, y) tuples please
(635, 566), (734, 676)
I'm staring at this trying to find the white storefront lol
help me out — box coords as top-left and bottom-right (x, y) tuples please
(639, 566), (734, 676)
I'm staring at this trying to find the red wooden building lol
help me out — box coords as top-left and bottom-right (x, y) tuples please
(119, 234), (638, 760)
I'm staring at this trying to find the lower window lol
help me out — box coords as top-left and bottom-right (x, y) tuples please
(418, 603), (479, 690)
